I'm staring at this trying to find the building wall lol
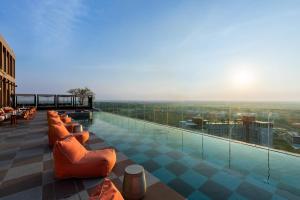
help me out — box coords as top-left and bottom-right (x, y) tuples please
(0, 34), (16, 107)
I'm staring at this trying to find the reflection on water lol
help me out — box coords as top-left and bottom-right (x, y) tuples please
(86, 112), (300, 197)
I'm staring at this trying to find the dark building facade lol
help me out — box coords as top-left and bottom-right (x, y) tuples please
(0, 34), (16, 107)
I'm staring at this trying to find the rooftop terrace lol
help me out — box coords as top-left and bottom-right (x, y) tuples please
(0, 111), (184, 200)
(86, 111), (300, 200)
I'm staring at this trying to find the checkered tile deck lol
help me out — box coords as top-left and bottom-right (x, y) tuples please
(0, 111), (184, 200)
(87, 113), (300, 200)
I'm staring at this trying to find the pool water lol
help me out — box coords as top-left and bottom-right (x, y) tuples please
(87, 112), (300, 200)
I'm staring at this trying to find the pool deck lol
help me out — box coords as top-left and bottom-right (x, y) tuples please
(0, 111), (184, 200)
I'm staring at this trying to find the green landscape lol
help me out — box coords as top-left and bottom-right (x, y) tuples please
(94, 101), (300, 154)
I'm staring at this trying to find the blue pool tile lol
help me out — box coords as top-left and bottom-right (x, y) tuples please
(130, 153), (150, 163)
(192, 162), (218, 178)
(115, 143), (130, 151)
(200, 180), (232, 200)
(246, 174), (277, 193)
(166, 161), (188, 176)
(182, 147), (195, 154)
(228, 193), (247, 200)
(168, 178), (195, 197)
(179, 156), (200, 167)
(180, 170), (207, 189)
(144, 149), (161, 157)
(152, 168), (176, 184)
(141, 159), (161, 172)
(135, 144), (152, 152)
(152, 155), (174, 166)
(271, 194), (287, 200)
(166, 151), (184, 160)
(237, 181), (272, 200)
(156, 146), (172, 153)
(188, 191), (210, 200)
(211, 171), (242, 190)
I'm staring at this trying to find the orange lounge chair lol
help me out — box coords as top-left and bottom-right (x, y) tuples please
(48, 124), (89, 147)
(89, 178), (124, 200)
(47, 115), (78, 132)
(53, 136), (116, 179)
(47, 110), (72, 123)
(0, 108), (6, 122)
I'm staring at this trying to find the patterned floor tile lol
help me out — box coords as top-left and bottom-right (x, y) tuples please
(153, 154), (174, 166)
(130, 153), (150, 163)
(12, 154), (43, 168)
(178, 156), (201, 167)
(152, 168), (176, 184)
(168, 178), (195, 197)
(143, 182), (185, 200)
(188, 191), (211, 200)
(0, 172), (42, 198)
(165, 161), (188, 176)
(228, 192), (247, 200)
(237, 181), (272, 200)
(144, 149), (161, 157)
(199, 180), (232, 200)
(4, 162), (42, 181)
(211, 171), (241, 190)
(54, 179), (77, 199)
(123, 147), (139, 156)
(166, 151), (184, 160)
(141, 159), (161, 172)
(116, 152), (128, 163)
(0, 186), (42, 200)
(193, 162), (218, 178)
(179, 170), (207, 189)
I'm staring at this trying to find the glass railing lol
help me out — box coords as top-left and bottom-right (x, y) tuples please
(94, 101), (300, 156)
(88, 110), (300, 197)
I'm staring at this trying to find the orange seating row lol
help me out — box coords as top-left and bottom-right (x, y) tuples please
(46, 110), (123, 200)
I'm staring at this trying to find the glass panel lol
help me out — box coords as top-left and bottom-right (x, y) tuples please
(16, 95), (35, 107)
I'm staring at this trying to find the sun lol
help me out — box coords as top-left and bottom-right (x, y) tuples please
(232, 68), (256, 89)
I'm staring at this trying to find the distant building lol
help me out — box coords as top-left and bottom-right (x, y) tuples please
(285, 132), (300, 149)
(0, 34), (16, 107)
(242, 116), (256, 143)
(179, 120), (197, 129)
(198, 114), (274, 147)
(192, 117), (208, 128)
(249, 121), (273, 147)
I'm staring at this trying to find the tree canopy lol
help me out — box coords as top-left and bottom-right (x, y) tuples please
(67, 87), (95, 105)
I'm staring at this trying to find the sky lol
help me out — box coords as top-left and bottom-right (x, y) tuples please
(1, 0), (300, 101)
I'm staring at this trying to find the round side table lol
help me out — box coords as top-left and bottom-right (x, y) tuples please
(122, 164), (147, 200)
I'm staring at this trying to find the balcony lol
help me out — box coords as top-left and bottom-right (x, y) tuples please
(0, 101), (299, 199)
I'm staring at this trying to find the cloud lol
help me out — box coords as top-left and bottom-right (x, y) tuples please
(30, 0), (86, 46)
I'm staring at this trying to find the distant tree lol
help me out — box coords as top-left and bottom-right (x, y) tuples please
(67, 87), (95, 105)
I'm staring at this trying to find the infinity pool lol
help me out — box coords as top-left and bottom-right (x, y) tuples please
(87, 112), (300, 200)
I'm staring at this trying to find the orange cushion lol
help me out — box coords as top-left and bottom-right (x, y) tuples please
(89, 178), (124, 200)
(73, 131), (89, 144)
(48, 124), (71, 146)
(55, 136), (87, 162)
(47, 110), (58, 119)
(48, 116), (63, 125)
(53, 136), (116, 179)
(3, 107), (14, 113)
(61, 116), (72, 123)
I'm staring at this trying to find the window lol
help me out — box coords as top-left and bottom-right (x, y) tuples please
(3, 47), (6, 72)
(12, 59), (16, 78)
